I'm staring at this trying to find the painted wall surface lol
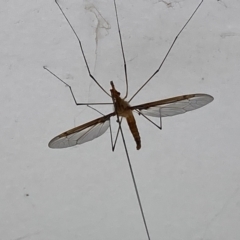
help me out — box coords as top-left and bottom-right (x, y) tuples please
(1, 0), (239, 239)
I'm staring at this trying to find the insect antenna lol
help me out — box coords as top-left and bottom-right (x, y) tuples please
(113, 0), (129, 99)
(129, 0), (204, 102)
(53, 0), (110, 97)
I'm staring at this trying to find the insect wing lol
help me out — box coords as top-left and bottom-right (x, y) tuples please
(49, 113), (114, 149)
(131, 94), (213, 118)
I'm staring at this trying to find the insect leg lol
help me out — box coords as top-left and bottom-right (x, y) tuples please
(111, 117), (124, 151)
(85, 106), (117, 151)
(129, 0), (204, 102)
(86, 105), (104, 116)
(115, 112), (151, 240)
(136, 110), (162, 130)
(113, 0), (129, 99)
(44, 66), (112, 106)
(85, 105), (116, 150)
(54, 0), (110, 97)
(109, 118), (115, 151)
(159, 108), (162, 129)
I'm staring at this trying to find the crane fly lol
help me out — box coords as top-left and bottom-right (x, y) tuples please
(45, 0), (213, 239)
(48, 80), (213, 149)
(46, 0), (213, 151)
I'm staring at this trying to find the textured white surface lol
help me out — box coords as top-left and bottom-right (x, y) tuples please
(1, 0), (240, 239)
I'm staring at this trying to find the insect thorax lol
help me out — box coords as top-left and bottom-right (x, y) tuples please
(114, 95), (131, 118)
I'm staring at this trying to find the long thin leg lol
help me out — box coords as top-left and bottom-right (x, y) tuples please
(115, 113), (151, 240)
(136, 110), (162, 130)
(113, 0), (129, 99)
(110, 84), (151, 238)
(129, 0), (204, 102)
(85, 106), (115, 151)
(54, 0), (110, 97)
(109, 119), (114, 151)
(111, 117), (123, 151)
(44, 66), (112, 106)
(159, 108), (162, 129)
(87, 105), (104, 116)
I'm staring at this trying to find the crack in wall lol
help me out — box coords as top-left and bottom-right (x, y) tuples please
(85, 4), (111, 70)
(201, 187), (239, 240)
(12, 231), (41, 240)
(220, 32), (240, 38)
(153, 0), (183, 8)
(84, 4), (111, 102)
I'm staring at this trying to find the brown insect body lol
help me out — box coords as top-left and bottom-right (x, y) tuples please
(110, 81), (141, 150)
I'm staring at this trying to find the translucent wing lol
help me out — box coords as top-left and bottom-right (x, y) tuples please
(49, 113), (114, 149)
(131, 94), (213, 117)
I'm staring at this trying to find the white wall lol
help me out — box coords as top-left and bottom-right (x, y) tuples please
(1, 0), (239, 239)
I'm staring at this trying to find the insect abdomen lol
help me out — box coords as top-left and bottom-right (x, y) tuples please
(126, 112), (141, 150)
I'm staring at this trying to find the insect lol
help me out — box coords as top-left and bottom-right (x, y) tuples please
(48, 80), (213, 150)
(45, 1), (212, 238)
(46, 0), (213, 151)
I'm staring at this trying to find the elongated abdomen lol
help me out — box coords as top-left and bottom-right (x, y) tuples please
(126, 112), (141, 150)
